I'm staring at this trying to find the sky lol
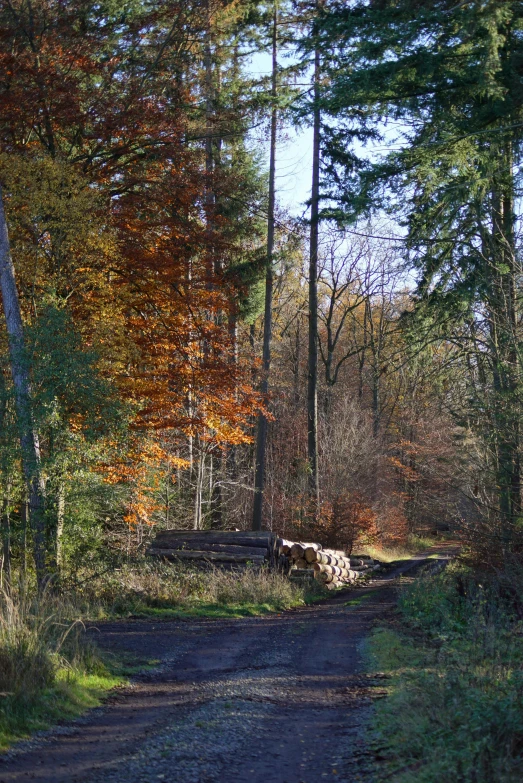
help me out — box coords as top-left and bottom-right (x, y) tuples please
(272, 125), (314, 217)
(248, 50), (314, 218)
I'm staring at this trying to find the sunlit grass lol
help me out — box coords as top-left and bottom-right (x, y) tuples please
(344, 593), (373, 607)
(0, 590), (125, 751)
(75, 561), (320, 620)
(0, 668), (122, 751)
(362, 534), (439, 563)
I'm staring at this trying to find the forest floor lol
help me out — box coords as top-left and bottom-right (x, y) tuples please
(0, 544), (457, 783)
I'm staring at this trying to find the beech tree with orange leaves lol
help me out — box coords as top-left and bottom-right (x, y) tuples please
(0, 0), (269, 579)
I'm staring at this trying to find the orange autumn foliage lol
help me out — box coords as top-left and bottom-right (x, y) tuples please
(0, 0), (264, 530)
(103, 437), (188, 527)
(311, 494), (380, 554)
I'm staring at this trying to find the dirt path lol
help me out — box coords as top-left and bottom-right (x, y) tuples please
(0, 546), (457, 783)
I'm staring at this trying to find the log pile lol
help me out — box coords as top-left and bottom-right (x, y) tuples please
(147, 529), (379, 587)
(277, 539), (379, 588)
(148, 530), (277, 569)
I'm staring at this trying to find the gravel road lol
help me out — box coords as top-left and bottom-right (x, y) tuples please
(0, 546), (457, 783)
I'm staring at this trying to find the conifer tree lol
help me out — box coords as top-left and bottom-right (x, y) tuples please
(253, 1), (279, 531)
(316, 0), (523, 542)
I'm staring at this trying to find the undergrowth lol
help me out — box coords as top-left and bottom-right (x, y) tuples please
(0, 590), (122, 751)
(74, 560), (314, 619)
(366, 562), (523, 782)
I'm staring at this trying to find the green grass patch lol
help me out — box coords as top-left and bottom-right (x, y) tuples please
(365, 564), (523, 782)
(103, 649), (160, 677)
(344, 593), (373, 607)
(127, 599), (303, 619)
(74, 561), (312, 620)
(0, 654), (124, 752)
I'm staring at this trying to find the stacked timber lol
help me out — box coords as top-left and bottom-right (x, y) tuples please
(277, 539), (379, 588)
(148, 530), (277, 569)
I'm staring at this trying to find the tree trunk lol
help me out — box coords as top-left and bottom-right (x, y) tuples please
(307, 33), (321, 509)
(1, 489), (10, 593)
(0, 188), (46, 589)
(150, 543), (265, 557)
(153, 529), (273, 547)
(210, 452), (223, 528)
(149, 549), (267, 564)
(293, 316), (301, 404)
(193, 448), (204, 530)
(56, 480), (65, 571)
(252, 4), (278, 531)
(489, 148), (521, 542)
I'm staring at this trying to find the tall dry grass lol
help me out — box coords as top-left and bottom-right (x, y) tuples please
(74, 559), (307, 617)
(0, 587), (117, 750)
(203, 566), (303, 608)
(0, 589), (92, 702)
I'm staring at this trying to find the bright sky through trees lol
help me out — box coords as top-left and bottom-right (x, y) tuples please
(249, 49), (313, 216)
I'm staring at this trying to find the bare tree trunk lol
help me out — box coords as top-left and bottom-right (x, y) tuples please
(193, 448), (204, 530)
(56, 480), (65, 571)
(489, 153), (521, 540)
(307, 36), (321, 510)
(0, 188), (46, 588)
(21, 498), (28, 582)
(293, 317), (301, 404)
(252, 3), (278, 531)
(204, 11), (214, 229)
(1, 487), (10, 593)
(227, 312), (238, 483)
(0, 372), (10, 592)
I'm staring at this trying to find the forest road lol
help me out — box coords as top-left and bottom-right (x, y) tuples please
(0, 545), (457, 783)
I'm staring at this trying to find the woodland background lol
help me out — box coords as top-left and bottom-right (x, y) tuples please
(0, 0), (521, 591)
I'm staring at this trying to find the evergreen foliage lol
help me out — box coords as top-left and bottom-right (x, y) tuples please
(314, 0), (523, 542)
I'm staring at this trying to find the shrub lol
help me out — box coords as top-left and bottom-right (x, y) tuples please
(367, 564), (523, 782)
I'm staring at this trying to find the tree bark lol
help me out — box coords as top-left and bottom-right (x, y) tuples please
(488, 145), (521, 541)
(193, 447), (204, 530)
(149, 549), (267, 564)
(252, 3), (278, 531)
(56, 480), (65, 571)
(1, 490), (10, 593)
(149, 542), (265, 557)
(307, 29), (321, 509)
(0, 188), (46, 588)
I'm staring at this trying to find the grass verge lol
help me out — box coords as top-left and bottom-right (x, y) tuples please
(75, 560), (320, 619)
(0, 669), (122, 752)
(365, 562), (523, 782)
(0, 590), (125, 751)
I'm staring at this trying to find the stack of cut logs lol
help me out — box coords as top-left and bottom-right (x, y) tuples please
(148, 529), (277, 569)
(148, 529), (378, 588)
(277, 539), (378, 589)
